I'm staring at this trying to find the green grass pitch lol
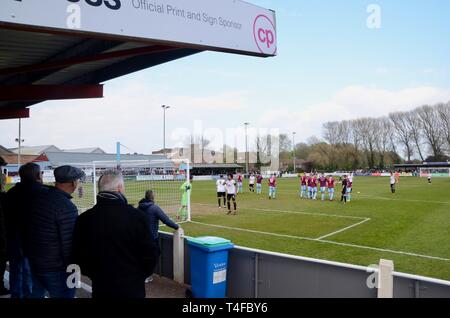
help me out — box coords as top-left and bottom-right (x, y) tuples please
(178, 176), (450, 281)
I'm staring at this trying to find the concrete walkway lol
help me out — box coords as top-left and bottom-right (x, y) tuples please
(3, 272), (188, 299)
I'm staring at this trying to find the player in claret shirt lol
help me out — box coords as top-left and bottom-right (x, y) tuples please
(268, 174), (277, 200)
(300, 173), (308, 198)
(309, 174), (318, 200)
(256, 173), (263, 195)
(306, 174), (312, 199)
(327, 175), (335, 201)
(346, 176), (353, 202)
(236, 173), (244, 194)
(318, 174), (327, 201)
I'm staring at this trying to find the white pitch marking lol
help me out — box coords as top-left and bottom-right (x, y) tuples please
(194, 203), (368, 220)
(189, 221), (450, 262)
(316, 218), (371, 240)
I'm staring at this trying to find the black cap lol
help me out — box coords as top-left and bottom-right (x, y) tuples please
(54, 165), (85, 183)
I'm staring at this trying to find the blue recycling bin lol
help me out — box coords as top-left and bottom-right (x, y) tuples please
(187, 236), (234, 298)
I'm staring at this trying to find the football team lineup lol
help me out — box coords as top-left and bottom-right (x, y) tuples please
(162, 176), (450, 281)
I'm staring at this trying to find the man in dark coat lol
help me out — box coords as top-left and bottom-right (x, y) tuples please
(4, 163), (44, 298)
(138, 190), (180, 246)
(0, 155), (10, 295)
(0, 195), (9, 296)
(27, 165), (84, 298)
(72, 170), (159, 298)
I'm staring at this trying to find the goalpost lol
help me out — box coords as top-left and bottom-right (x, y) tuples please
(67, 158), (191, 222)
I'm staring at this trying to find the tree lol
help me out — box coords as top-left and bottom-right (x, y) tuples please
(436, 102), (450, 153)
(374, 117), (393, 169)
(405, 109), (425, 161)
(416, 105), (446, 159)
(322, 122), (340, 146)
(353, 118), (378, 169)
(389, 111), (414, 162)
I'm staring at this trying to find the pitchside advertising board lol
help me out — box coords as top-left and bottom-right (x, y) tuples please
(1, 0), (277, 57)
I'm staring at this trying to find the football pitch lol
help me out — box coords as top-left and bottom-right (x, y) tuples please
(178, 177), (450, 281)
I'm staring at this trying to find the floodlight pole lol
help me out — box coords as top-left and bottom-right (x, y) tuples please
(162, 105), (171, 158)
(15, 118), (24, 170)
(244, 122), (250, 174)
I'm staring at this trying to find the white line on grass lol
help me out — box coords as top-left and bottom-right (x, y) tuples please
(315, 218), (371, 240)
(194, 203), (368, 220)
(189, 221), (450, 262)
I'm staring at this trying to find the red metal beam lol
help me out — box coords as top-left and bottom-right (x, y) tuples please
(0, 85), (104, 101)
(0, 108), (29, 120)
(0, 45), (178, 77)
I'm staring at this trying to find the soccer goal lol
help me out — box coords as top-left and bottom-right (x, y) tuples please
(419, 167), (450, 178)
(66, 159), (191, 222)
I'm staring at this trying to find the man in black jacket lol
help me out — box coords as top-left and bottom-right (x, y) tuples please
(27, 165), (84, 298)
(4, 163), (43, 298)
(72, 170), (159, 298)
(0, 195), (9, 296)
(0, 156), (10, 296)
(138, 190), (180, 246)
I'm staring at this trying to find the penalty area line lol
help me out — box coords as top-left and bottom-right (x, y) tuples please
(188, 221), (450, 262)
(194, 203), (368, 220)
(315, 218), (371, 240)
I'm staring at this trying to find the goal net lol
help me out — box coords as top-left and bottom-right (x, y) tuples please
(60, 159), (191, 221)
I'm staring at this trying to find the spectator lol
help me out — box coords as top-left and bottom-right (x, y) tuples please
(138, 190), (180, 283)
(0, 196), (9, 296)
(27, 165), (84, 298)
(4, 163), (44, 298)
(0, 156), (6, 193)
(0, 156), (7, 295)
(72, 170), (158, 298)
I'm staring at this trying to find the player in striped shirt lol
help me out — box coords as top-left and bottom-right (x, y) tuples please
(268, 174), (277, 200)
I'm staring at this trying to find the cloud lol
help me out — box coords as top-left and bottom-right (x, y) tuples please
(0, 81), (249, 153)
(1, 84), (450, 153)
(255, 85), (450, 140)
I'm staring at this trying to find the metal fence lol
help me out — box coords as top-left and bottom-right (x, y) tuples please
(156, 232), (450, 298)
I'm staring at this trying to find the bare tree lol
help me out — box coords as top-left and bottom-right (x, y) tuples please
(416, 105), (446, 158)
(375, 117), (393, 168)
(405, 110), (425, 161)
(337, 120), (352, 145)
(436, 102), (450, 153)
(353, 118), (378, 168)
(322, 122), (340, 146)
(389, 111), (414, 162)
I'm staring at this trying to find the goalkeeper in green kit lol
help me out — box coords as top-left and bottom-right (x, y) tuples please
(178, 174), (193, 221)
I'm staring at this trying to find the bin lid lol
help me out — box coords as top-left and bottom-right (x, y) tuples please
(187, 236), (232, 247)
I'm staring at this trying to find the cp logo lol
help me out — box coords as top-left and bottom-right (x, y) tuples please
(253, 15), (277, 55)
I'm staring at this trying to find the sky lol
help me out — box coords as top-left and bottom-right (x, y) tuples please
(1, 0), (450, 154)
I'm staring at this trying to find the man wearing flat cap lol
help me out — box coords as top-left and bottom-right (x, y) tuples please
(26, 165), (84, 298)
